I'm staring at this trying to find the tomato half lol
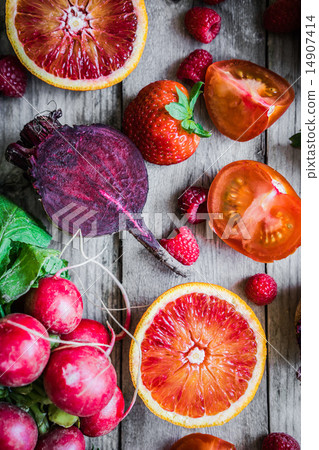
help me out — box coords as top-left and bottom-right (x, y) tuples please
(207, 160), (301, 263)
(204, 60), (295, 141)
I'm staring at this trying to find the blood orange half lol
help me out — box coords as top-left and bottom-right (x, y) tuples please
(6, 0), (147, 90)
(130, 283), (266, 427)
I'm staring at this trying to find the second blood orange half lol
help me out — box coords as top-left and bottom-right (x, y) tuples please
(6, 0), (148, 90)
(130, 283), (266, 427)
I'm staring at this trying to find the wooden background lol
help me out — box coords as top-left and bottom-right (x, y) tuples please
(0, 0), (301, 449)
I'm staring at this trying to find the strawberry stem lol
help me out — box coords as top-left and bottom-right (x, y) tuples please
(165, 82), (212, 138)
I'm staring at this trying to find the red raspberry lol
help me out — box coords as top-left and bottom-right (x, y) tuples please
(204, 0), (225, 4)
(178, 187), (208, 224)
(177, 50), (213, 85)
(263, 0), (301, 33)
(262, 433), (300, 450)
(245, 274), (277, 305)
(160, 227), (199, 266)
(0, 55), (27, 98)
(185, 7), (221, 44)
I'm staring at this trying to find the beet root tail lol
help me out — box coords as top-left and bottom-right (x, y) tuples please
(128, 219), (189, 278)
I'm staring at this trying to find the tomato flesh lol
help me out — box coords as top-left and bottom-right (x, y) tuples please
(207, 160), (301, 262)
(204, 60), (295, 141)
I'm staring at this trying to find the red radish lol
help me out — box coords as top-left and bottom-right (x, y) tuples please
(25, 277), (83, 334)
(0, 402), (38, 450)
(35, 426), (85, 450)
(0, 313), (50, 387)
(43, 346), (117, 417)
(60, 318), (110, 348)
(80, 386), (125, 437)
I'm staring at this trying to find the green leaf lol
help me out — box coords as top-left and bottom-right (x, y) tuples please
(0, 245), (68, 303)
(0, 195), (51, 275)
(175, 86), (189, 109)
(165, 103), (189, 121)
(181, 119), (197, 133)
(289, 132), (301, 148)
(165, 83), (211, 139)
(181, 119), (212, 138)
(189, 82), (204, 111)
(48, 404), (78, 428)
(192, 123), (212, 138)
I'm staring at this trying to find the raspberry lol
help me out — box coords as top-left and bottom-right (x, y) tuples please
(160, 227), (199, 266)
(178, 187), (209, 224)
(263, 0), (301, 33)
(245, 274), (277, 305)
(0, 55), (27, 98)
(177, 50), (213, 85)
(185, 7), (221, 44)
(262, 433), (300, 450)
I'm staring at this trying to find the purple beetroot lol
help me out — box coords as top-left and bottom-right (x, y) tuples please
(6, 110), (187, 276)
(0, 402), (38, 450)
(35, 426), (85, 450)
(0, 313), (50, 387)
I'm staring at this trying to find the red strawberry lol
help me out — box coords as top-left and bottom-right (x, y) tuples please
(123, 81), (211, 165)
(185, 7), (221, 44)
(0, 55), (27, 98)
(263, 0), (301, 33)
(177, 50), (213, 85)
(160, 227), (199, 266)
(178, 186), (208, 224)
(245, 274), (277, 306)
(262, 432), (300, 450)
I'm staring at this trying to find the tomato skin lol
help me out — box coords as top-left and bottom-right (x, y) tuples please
(204, 60), (295, 141)
(170, 433), (236, 450)
(207, 160), (301, 263)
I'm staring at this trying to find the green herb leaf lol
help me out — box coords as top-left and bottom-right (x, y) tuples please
(0, 195), (69, 305)
(0, 245), (68, 303)
(165, 103), (189, 121)
(189, 82), (204, 111)
(191, 123), (212, 138)
(165, 83), (211, 139)
(0, 195), (51, 276)
(181, 119), (197, 133)
(289, 132), (301, 148)
(175, 86), (189, 109)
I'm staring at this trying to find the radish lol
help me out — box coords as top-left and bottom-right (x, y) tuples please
(24, 276), (83, 334)
(0, 313), (50, 387)
(35, 426), (85, 450)
(80, 385), (125, 437)
(43, 345), (117, 417)
(0, 402), (38, 450)
(60, 318), (110, 348)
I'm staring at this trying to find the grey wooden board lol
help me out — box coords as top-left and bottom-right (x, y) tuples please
(0, 0), (300, 449)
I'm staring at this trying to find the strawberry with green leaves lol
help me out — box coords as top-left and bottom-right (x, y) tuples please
(123, 81), (211, 165)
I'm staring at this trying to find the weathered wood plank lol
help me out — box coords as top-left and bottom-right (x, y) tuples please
(121, 1), (269, 449)
(266, 29), (301, 443)
(0, 4), (122, 449)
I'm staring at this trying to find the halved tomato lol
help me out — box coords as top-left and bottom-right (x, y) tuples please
(204, 60), (295, 141)
(207, 160), (301, 262)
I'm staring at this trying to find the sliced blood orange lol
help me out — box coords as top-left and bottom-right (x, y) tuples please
(6, 0), (148, 90)
(130, 283), (266, 427)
